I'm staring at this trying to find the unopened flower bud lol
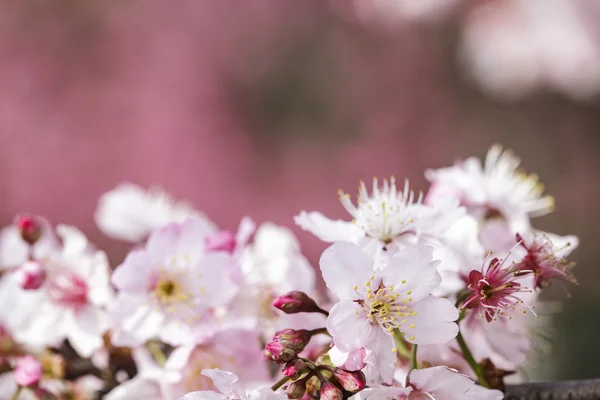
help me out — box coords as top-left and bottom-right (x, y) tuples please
(287, 377), (308, 399)
(265, 340), (297, 363)
(266, 329), (313, 363)
(14, 261), (46, 290)
(273, 291), (321, 314)
(205, 230), (236, 253)
(283, 359), (307, 380)
(320, 382), (343, 400)
(14, 356), (42, 387)
(15, 215), (42, 246)
(331, 368), (366, 393)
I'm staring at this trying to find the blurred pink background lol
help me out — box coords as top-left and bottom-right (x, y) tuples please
(1, 0), (599, 381)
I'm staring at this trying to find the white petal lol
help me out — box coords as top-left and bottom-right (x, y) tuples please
(462, 385), (504, 400)
(403, 296), (458, 345)
(295, 211), (364, 243)
(327, 301), (367, 352)
(178, 392), (229, 400)
(380, 244), (441, 302)
(409, 366), (473, 399)
(104, 376), (163, 400)
(201, 369), (246, 400)
(320, 242), (374, 301)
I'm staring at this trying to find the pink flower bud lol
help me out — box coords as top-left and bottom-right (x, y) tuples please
(283, 359), (307, 380)
(15, 215), (42, 246)
(273, 291), (320, 314)
(331, 368), (366, 393)
(14, 261), (46, 290)
(320, 382), (343, 400)
(205, 230), (237, 253)
(14, 356), (42, 387)
(265, 341), (296, 363)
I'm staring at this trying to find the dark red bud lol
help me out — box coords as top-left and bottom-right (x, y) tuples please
(15, 215), (42, 246)
(273, 291), (320, 314)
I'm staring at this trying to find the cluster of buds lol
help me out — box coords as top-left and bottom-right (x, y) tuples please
(267, 291), (366, 400)
(12, 215), (48, 291)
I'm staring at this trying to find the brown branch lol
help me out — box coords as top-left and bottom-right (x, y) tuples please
(505, 379), (600, 400)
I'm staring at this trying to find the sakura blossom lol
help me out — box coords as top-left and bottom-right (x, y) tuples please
(425, 144), (555, 249)
(0, 144), (582, 399)
(109, 218), (238, 347)
(321, 241), (459, 383)
(296, 177), (465, 253)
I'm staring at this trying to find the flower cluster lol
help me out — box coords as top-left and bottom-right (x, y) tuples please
(0, 145), (578, 399)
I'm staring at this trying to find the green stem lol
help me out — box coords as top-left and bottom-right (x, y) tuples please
(405, 344), (419, 385)
(271, 375), (291, 391)
(147, 341), (167, 366)
(392, 329), (412, 359)
(456, 330), (488, 388)
(10, 386), (22, 400)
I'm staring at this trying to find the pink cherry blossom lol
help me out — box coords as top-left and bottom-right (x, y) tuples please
(109, 218), (238, 347)
(0, 225), (112, 358)
(321, 242), (458, 383)
(296, 177), (464, 252)
(13, 261), (46, 290)
(516, 231), (578, 289)
(425, 144), (554, 247)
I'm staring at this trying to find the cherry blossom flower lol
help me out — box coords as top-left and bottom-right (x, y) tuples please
(462, 254), (534, 322)
(516, 231), (578, 289)
(109, 217), (238, 347)
(425, 144), (554, 248)
(296, 177), (464, 252)
(321, 242), (458, 383)
(0, 225), (112, 357)
(95, 183), (216, 243)
(177, 369), (285, 400)
(351, 366), (503, 400)
(295, 178), (468, 297)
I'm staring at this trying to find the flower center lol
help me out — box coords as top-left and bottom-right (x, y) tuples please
(184, 347), (227, 392)
(47, 270), (88, 307)
(357, 275), (418, 343)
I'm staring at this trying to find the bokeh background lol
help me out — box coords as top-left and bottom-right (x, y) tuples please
(1, 0), (599, 382)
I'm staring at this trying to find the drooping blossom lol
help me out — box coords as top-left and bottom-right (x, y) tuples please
(425, 144), (554, 250)
(516, 231), (578, 289)
(462, 253), (534, 322)
(176, 369), (286, 400)
(95, 183), (216, 243)
(0, 225), (113, 357)
(109, 218), (238, 347)
(296, 177), (464, 253)
(321, 242), (458, 383)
